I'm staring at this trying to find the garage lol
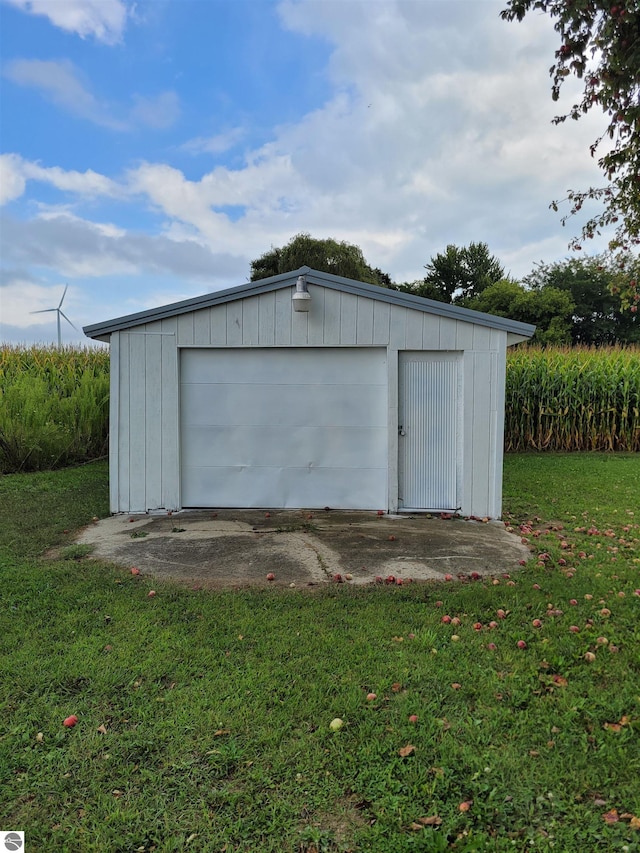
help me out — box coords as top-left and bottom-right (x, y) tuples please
(83, 265), (534, 517)
(180, 347), (387, 509)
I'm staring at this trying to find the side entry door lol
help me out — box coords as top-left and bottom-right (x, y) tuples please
(398, 352), (461, 511)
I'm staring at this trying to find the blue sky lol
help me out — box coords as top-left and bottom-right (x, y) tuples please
(0, 0), (612, 346)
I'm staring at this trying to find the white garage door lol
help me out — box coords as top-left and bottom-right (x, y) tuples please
(180, 348), (388, 509)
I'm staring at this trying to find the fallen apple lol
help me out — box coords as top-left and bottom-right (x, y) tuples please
(63, 715), (78, 728)
(366, 692), (377, 701)
(147, 590), (156, 598)
(532, 619), (543, 628)
(329, 718), (344, 732)
(517, 640), (527, 649)
(408, 714), (418, 723)
(266, 573), (275, 581)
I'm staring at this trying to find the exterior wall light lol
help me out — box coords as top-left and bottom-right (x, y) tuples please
(292, 275), (311, 312)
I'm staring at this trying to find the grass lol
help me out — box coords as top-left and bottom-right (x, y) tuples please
(0, 345), (109, 473)
(1, 456), (639, 852)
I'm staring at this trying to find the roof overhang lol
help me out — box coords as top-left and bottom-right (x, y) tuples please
(83, 266), (536, 343)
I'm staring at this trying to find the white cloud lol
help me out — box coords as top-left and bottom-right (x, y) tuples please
(2, 0), (128, 44)
(0, 154), (26, 204)
(0, 212), (246, 281)
(130, 91), (181, 130)
(1, 0), (618, 307)
(4, 59), (181, 131)
(181, 128), (246, 156)
(3, 59), (127, 129)
(0, 153), (123, 205)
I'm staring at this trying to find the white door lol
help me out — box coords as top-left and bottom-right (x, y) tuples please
(398, 352), (461, 511)
(180, 348), (388, 509)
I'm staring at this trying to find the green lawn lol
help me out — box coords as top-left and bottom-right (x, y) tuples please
(1, 455), (639, 852)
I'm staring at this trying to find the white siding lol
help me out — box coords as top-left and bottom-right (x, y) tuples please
(109, 285), (508, 517)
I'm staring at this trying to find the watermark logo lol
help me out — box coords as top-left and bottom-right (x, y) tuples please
(2, 833), (24, 852)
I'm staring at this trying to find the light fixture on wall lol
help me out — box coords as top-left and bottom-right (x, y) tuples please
(292, 274), (311, 312)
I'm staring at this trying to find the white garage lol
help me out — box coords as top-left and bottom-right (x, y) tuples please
(84, 266), (534, 517)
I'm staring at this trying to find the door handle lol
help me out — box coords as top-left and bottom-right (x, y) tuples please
(398, 425), (406, 436)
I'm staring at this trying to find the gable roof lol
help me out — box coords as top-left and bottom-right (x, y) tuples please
(83, 266), (536, 341)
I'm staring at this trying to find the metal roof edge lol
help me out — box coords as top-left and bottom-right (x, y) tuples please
(83, 265), (535, 340)
(302, 269), (536, 337)
(82, 269), (307, 338)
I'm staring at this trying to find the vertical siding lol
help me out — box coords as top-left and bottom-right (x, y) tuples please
(193, 311), (210, 345)
(422, 313), (440, 348)
(161, 334), (180, 510)
(258, 293), (276, 345)
(177, 313), (195, 346)
(144, 334), (163, 509)
(322, 289), (340, 344)
(439, 317), (457, 349)
(226, 302), (243, 346)
(128, 334), (147, 511)
(405, 310), (423, 349)
(242, 298), (259, 345)
(210, 304), (227, 345)
(489, 331), (507, 518)
(389, 306), (406, 349)
(356, 296), (374, 344)
(291, 304), (309, 345)
(455, 321), (474, 350)
(109, 284), (510, 516)
(109, 332), (120, 514)
(117, 332), (130, 512)
(275, 288), (292, 343)
(387, 348), (399, 512)
(373, 302), (390, 344)
(308, 286), (325, 345)
(340, 293), (357, 344)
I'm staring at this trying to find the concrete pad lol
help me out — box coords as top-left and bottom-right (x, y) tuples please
(76, 509), (531, 590)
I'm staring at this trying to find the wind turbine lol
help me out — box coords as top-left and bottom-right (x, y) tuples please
(31, 285), (78, 348)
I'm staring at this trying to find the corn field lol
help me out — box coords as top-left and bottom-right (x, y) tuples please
(1, 345), (638, 474)
(506, 346), (640, 452)
(0, 345), (110, 473)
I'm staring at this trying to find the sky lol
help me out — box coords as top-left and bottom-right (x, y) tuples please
(0, 0), (613, 347)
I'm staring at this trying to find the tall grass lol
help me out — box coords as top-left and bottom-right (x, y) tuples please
(0, 345), (109, 473)
(1, 345), (638, 474)
(506, 345), (640, 452)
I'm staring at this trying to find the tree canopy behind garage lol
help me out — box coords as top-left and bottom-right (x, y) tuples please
(249, 233), (392, 288)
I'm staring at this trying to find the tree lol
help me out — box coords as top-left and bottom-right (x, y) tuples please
(467, 278), (575, 344)
(249, 233), (391, 287)
(398, 242), (505, 304)
(522, 253), (639, 344)
(501, 1), (640, 253)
